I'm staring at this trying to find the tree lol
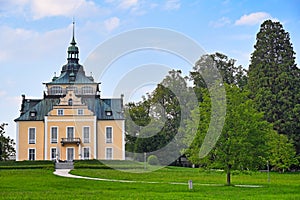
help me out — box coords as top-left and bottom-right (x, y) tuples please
(268, 133), (298, 172)
(248, 20), (300, 153)
(0, 123), (15, 161)
(191, 52), (247, 100)
(186, 85), (275, 185)
(125, 70), (198, 164)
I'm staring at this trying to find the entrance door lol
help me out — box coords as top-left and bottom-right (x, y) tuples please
(67, 148), (74, 161)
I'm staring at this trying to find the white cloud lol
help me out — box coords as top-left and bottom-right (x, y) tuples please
(118, 0), (138, 9)
(164, 0), (181, 10)
(235, 12), (276, 26)
(30, 0), (99, 19)
(210, 17), (231, 28)
(0, 0), (102, 20)
(104, 17), (120, 32)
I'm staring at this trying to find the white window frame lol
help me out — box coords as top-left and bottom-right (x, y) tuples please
(105, 126), (113, 144)
(57, 109), (64, 116)
(50, 148), (57, 160)
(28, 127), (36, 144)
(83, 147), (90, 160)
(77, 109), (84, 115)
(28, 148), (36, 160)
(66, 126), (74, 139)
(83, 126), (90, 143)
(50, 126), (58, 143)
(105, 147), (113, 160)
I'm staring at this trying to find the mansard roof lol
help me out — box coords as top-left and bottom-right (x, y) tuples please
(14, 96), (124, 121)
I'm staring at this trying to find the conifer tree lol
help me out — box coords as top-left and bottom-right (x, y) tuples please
(248, 20), (300, 153)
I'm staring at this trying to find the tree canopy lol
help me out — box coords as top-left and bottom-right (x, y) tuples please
(0, 123), (15, 161)
(248, 20), (300, 153)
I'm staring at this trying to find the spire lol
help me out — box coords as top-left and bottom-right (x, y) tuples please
(67, 20), (79, 62)
(70, 20), (76, 45)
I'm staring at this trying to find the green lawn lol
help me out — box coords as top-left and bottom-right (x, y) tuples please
(0, 166), (299, 199)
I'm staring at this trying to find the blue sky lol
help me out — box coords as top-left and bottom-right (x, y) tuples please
(0, 0), (299, 140)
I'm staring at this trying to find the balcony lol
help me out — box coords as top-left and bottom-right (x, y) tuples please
(61, 138), (81, 146)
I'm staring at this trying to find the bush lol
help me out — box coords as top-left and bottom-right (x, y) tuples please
(147, 155), (159, 166)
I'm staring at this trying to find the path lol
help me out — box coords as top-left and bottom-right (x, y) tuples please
(53, 169), (262, 188)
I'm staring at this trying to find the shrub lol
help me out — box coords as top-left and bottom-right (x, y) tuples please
(147, 155), (159, 166)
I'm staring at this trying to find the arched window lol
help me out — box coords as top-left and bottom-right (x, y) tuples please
(68, 99), (73, 106)
(81, 86), (94, 95)
(49, 86), (63, 95)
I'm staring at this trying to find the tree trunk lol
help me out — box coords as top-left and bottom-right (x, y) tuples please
(226, 164), (232, 186)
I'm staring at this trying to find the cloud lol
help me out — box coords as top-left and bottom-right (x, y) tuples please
(118, 0), (138, 9)
(104, 17), (120, 32)
(0, 0), (103, 20)
(235, 12), (276, 26)
(164, 0), (181, 10)
(30, 0), (100, 19)
(210, 17), (231, 28)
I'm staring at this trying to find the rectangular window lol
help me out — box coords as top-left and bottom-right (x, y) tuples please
(67, 127), (74, 138)
(51, 148), (57, 160)
(83, 147), (90, 160)
(106, 148), (113, 160)
(51, 127), (58, 143)
(83, 127), (90, 143)
(28, 149), (35, 160)
(28, 128), (36, 144)
(78, 109), (84, 115)
(58, 109), (64, 116)
(106, 127), (112, 143)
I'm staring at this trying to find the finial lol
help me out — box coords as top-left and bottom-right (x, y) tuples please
(71, 19), (76, 45)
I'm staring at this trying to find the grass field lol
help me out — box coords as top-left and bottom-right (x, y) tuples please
(0, 163), (299, 199)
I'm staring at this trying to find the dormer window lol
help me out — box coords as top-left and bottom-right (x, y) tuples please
(68, 99), (73, 106)
(105, 111), (112, 116)
(30, 110), (37, 117)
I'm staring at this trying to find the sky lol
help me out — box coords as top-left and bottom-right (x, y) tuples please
(0, 0), (299, 140)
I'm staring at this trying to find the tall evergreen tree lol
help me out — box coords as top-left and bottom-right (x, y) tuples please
(248, 20), (300, 153)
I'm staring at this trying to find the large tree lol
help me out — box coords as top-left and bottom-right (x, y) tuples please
(126, 70), (196, 164)
(248, 20), (300, 153)
(0, 123), (15, 161)
(186, 85), (276, 185)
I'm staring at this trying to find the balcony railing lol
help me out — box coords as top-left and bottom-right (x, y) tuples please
(61, 138), (81, 146)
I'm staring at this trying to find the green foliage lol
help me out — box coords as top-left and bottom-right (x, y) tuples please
(186, 84), (276, 185)
(0, 160), (54, 169)
(267, 134), (299, 172)
(190, 52), (248, 100)
(147, 155), (160, 165)
(0, 123), (15, 161)
(73, 159), (146, 170)
(125, 70), (195, 165)
(248, 20), (300, 153)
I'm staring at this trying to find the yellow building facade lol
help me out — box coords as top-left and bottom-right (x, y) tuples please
(15, 28), (125, 161)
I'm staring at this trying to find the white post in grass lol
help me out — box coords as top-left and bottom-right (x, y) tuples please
(144, 152), (147, 170)
(188, 180), (193, 190)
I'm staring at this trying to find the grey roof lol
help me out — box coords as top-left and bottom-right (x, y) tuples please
(47, 65), (97, 85)
(15, 96), (124, 121)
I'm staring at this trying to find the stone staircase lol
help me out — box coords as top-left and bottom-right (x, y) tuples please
(55, 161), (74, 169)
